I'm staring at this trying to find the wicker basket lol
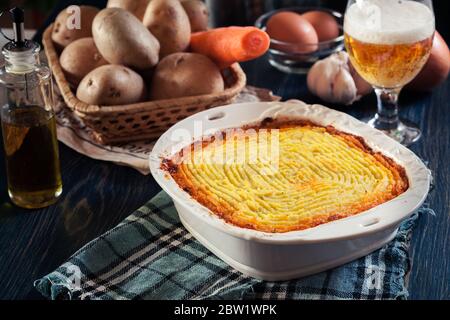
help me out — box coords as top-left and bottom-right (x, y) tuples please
(42, 24), (247, 144)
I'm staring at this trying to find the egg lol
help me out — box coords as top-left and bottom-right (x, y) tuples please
(407, 31), (450, 91)
(302, 11), (340, 42)
(266, 11), (318, 53)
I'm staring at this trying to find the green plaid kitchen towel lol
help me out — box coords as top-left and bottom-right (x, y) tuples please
(34, 191), (432, 300)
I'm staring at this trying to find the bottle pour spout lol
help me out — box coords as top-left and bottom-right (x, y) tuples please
(1, 7), (40, 74)
(0, 7), (26, 47)
(10, 7), (26, 47)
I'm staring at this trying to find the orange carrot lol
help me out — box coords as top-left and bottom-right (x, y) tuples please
(190, 27), (270, 69)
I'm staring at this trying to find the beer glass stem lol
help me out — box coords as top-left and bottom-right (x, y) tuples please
(373, 87), (401, 131)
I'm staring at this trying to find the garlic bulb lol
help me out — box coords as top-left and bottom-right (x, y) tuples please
(307, 51), (372, 105)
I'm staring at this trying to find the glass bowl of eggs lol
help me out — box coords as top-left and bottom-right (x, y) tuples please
(255, 7), (344, 74)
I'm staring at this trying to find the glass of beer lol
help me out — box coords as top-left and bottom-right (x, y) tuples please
(344, 0), (435, 145)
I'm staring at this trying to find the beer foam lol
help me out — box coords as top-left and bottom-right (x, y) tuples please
(344, 0), (435, 44)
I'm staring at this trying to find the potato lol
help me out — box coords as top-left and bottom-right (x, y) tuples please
(150, 53), (224, 100)
(92, 8), (160, 69)
(181, 0), (209, 32)
(143, 0), (191, 58)
(106, 0), (150, 21)
(60, 38), (108, 87)
(51, 5), (99, 49)
(77, 65), (147, 106)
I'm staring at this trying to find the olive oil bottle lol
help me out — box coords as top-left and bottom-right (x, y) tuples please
(2, 106), (62, 208)
(0, 8), (62, 208)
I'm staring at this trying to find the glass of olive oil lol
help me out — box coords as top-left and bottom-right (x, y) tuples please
(0, 8), (62, 209)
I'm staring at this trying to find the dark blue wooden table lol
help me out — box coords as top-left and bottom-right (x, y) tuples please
(0, 1), (449, 301)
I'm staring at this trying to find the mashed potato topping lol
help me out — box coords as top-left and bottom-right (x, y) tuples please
(164, 121), (408, 233)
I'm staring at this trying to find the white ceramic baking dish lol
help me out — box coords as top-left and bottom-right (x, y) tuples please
(149, 101), (431, 281)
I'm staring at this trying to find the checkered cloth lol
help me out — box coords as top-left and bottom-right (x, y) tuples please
(34, 191), (432, 300)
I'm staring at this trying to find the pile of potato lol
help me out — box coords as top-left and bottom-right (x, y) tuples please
(53, 0), (224, 106)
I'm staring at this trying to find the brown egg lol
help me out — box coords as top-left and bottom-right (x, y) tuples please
(302, 11), (340, 42)
(266, 11), (318, 53)
(407, 32), (450, 91)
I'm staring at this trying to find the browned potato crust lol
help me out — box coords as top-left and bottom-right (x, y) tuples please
(77, 65), (147, 106)
(92, 8), (160, 69)
(52, 5), (99, 49)
(150, 53), (224, 100)
(60, 37), (108, 87)
(143, 0), (191, 58)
